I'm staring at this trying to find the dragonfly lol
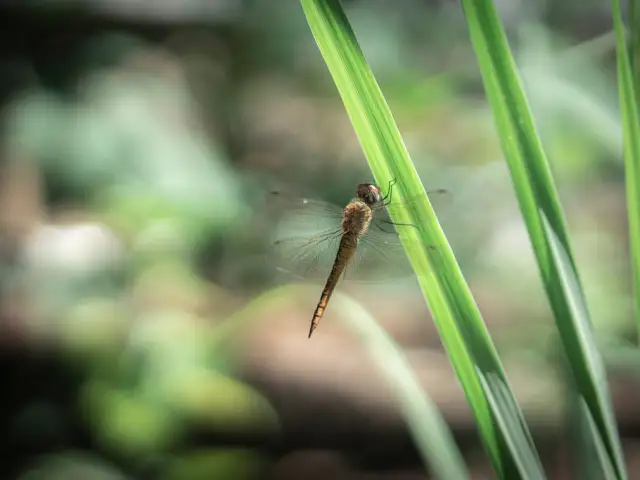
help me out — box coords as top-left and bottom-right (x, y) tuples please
(268, 179), (448, 338)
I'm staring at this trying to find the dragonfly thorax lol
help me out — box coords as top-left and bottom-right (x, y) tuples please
(341, 201), (373, 237)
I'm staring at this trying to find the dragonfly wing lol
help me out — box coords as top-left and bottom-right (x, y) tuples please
(268, 193), (344, 281)
(341, 222), (420, 283)
(266, 187), (449, 284)
(373, 187), (452, 220)
(340, 188), (450, 282)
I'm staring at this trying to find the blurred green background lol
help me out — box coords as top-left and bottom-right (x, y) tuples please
(0, 1), (637, 479)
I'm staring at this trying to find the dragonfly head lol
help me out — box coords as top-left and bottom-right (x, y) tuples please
(356, 183), (383, 206)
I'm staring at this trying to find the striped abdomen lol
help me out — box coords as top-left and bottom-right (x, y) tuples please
(307, 201), (372, 338)
(308, 234), (358, 338)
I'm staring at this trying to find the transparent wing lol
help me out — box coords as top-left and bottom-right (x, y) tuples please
(267, 191), (345, 281)
(341, 223), (418, 283)
(340, 187), (451, 282)
(373, 187), (452, 219)
(266, 188), (450, 284)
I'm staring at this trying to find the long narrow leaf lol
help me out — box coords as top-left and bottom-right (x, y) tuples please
(337, 290), (470, 479)
(460, 0), (627, 478)
(612, 0), (640, 341)
(627, 0), (640, 96)
(299, 0), (545, 477)
(212, 286), (470, 479)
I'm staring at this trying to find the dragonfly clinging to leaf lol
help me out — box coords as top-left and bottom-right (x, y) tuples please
(268, 179), (448, 338)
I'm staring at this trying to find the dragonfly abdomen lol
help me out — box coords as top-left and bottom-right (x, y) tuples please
(308, 233), (359, 338)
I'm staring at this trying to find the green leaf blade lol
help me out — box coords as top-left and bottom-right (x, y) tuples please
(300, 0), (546, 477)
(216, 285), (471, 480)
(612, 0), (640, 343)
(461, 0), (628, 478)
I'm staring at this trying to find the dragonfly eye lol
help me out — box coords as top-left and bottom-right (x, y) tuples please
(357, 183), (382, 205)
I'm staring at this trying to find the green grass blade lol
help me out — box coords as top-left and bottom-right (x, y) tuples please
(211, 286), (470, 479)
(478, 372), (548, 476)
(299, 0), (545, 477)
(336, 291), (470, 479)
(628, 0), (640, 96)
(541, 214), (626, 480)
(460, 0), (627, 478)
(612, 0), (640, 341)
(578, 398), (619, 479)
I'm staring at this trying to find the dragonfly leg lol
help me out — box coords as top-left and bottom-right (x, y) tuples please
(376, 220), (418, 233)
(380, 219), (417, 229)
(381, 178), (398, 206)
(375, 222), (394, 234)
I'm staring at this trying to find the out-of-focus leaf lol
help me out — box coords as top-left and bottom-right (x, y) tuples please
(612, 0), (640, 340)
(213, 285), (469, 479)
(460, 0), (627, 476)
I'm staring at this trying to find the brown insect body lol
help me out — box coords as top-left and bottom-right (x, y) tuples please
(308, 185), (380, 338)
